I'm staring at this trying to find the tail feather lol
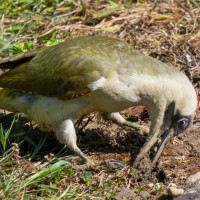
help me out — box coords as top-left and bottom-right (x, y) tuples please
(0, 49), (39, 69)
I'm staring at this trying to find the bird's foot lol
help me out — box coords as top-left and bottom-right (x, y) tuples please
(73, 147), (95, 167)
(102, 112), (149, 136)
(74, 147), (89, 163)
(124, 121), (149, 136)
(104, 159), (126, 168)
(73, 158), (94, 170)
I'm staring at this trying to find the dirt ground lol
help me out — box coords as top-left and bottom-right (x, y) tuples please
(75, 107), (200, 199)
(1, 106), (200, 199)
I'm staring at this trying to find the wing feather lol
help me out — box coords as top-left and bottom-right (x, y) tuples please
(0, 39), (112, 99)
(0, 36), (170, 100)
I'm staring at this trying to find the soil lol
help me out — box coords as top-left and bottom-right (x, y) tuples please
(76, 106), (200, 199)
(2, 104), (199, 199)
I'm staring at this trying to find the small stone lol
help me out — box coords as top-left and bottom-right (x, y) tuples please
(148, 182), (162, 190)
(114, 188), (136, 200)
(167, 183), (184, 197)
(185, 54), (192, 63)
(186, 171), (200, 184)
(174, 184), (200, 200)
(148, 183), (154, 188)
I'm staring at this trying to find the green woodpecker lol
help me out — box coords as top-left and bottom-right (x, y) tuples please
(0, 36), (198, 166)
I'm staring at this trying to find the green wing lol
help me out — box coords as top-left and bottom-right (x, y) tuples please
(0, 36), (172, 99)
(0, 37), (116, 99)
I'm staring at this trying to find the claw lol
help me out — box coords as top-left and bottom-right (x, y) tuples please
(124, 121), (149, 135)
(74, 147), (89, 163)
(105, 159), (125, 168)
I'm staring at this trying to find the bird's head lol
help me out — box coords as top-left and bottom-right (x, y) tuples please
(140, 71), (199, 163)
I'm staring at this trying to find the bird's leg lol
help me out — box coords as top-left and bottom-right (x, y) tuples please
(133, 126), (160, 166)
(102, 112), (149, 135)
(55, 119), (89, 163)
(133, 106), (165, 167)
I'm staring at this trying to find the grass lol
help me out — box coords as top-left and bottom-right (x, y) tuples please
(0, 118), (14, 152)
(0, 114), (141, 199)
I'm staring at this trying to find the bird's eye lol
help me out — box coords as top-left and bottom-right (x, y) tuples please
(177, 118), (189, 129)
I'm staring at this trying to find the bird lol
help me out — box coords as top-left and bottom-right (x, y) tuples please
(0, 36), (198, 166)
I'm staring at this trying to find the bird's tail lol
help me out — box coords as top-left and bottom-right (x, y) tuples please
(0, 49), (39, 69)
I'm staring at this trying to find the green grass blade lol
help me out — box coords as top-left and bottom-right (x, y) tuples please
(22, 160), (68, 187)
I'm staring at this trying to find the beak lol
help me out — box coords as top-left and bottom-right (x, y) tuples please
(150, 128), (174, 164)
